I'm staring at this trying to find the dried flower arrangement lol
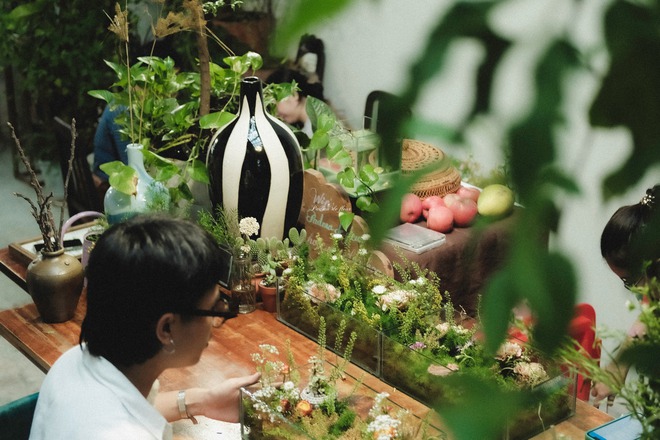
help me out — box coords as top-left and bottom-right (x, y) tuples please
(8, 121), (76, 253)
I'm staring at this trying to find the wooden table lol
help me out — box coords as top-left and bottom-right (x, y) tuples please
(0, 247), (611, 439)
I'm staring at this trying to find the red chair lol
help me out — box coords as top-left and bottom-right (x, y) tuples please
(568, 303), (601, 400)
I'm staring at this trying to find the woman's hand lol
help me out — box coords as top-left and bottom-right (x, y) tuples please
(591, 381), (614, 406)
(192, 372), (261, 423)
(591, 361), (628, 407)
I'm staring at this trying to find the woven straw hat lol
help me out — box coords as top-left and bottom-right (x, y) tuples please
(401, 139), (461, 199)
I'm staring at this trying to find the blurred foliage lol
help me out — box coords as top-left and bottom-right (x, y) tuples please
(275, 0), (660, 438)
(0, 0), (118, 155)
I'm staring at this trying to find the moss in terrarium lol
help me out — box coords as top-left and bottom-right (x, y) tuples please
(328, 407), (357, 436)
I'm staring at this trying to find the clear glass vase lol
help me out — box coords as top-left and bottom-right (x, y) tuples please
(232, 251), (256, 314)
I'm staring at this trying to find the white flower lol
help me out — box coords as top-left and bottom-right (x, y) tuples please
(332, 233), (343, 240)
(378, 289), (414, 310)
(361, 233), (371, 241)
(497, 341), (522, 359)
(259, 344), (279, 354)
(368, 392), (390, 418)
(372, 285), (387, 295)
(366, 414), (401, 440)
(415, 277), (426, 285)
(435, 322), (450, 336)
(513, 361), (548, 386)
(239, 217), (260, 237)
(454, 326), (470, 335)
(358, 248), (368, 256)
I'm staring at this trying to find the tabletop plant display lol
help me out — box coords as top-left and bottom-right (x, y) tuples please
(381, 301), (576, 439)
(278, 228), (574, 438)
(8, 122), (85, 323)
(279, 229), (444, 375)
(240, 317), (444, 439)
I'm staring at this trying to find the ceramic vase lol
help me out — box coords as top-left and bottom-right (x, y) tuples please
(26, 249), (84, 323)
(103, 143), (170, 224)
(206, 77), (304, 240)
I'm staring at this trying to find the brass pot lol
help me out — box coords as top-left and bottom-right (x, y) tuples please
(26, 248), (84, 323)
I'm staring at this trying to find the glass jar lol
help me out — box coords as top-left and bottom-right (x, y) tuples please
(232, 251), (256, 314)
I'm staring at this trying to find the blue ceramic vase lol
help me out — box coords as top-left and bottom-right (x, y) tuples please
(206, 77), (304, 240)
(103, 143), (170, 224)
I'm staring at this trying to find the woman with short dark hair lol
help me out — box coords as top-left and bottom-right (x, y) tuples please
(30, 214), (260, 439)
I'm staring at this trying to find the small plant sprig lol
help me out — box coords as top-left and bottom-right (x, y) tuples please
(8, 121), (76, 253)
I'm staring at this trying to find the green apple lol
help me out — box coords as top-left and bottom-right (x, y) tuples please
(477, 184), (514, 218)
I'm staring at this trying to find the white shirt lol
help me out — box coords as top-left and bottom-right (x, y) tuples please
(30, 345), (172, 440)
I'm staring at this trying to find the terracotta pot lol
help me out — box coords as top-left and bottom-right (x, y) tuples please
(26, 248), (84, 323)
(259, 281), (278, 313)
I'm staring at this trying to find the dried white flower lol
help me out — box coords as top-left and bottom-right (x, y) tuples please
(239, 217), (260, 237)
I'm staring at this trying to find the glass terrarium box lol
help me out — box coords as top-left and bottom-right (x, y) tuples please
(278, 289), (577, 440)
(239, 385), (445, 440)
(277, 285), (383, 376)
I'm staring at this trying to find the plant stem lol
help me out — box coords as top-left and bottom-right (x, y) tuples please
(189, 0), (211, 116)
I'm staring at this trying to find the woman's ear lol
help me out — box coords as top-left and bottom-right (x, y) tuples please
(156, 313), (176, 345)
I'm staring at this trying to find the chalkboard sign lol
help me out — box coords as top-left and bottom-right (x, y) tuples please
(298, 169), (352, 245)
(298, 169), (393, 277)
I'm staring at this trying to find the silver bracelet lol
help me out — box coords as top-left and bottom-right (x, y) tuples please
(177, 390), (199, 424)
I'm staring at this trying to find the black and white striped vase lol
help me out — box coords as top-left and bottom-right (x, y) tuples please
(206, 76), (304, 240)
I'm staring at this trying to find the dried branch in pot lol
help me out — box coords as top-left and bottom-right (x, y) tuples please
(8, 121), (77, 253)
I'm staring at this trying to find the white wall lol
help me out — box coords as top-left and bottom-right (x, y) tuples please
(274, 0), (660, 357)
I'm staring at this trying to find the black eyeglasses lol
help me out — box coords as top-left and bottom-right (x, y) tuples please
(179, 294), (238, 328)
(621, 275), (642, 291)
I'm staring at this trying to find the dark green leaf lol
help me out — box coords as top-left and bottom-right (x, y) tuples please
(189, 159), (210, 184)
(272, 0), (354, 52)
(434, 375), (524, 440)
(338, 212), (355, 231)
(589, 1), (660, 198)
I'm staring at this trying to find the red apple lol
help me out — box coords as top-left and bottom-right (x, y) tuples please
(446, 197), (478, 227)
(422, 195), (445, 219)
(400, 193), (423, 223)
(443, 193), (462, 207)
(457, 185), (481, 203)
(426, 206), (454, 232)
